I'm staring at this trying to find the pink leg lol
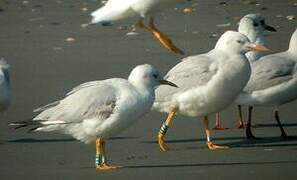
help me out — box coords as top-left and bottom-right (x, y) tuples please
(212, 112), (228, 130)
(237, 105), (244, 129)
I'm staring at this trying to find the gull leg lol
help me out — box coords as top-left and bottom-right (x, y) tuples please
(158, 108), (177, 152)
(203, 116), (229, 150)
(213, 112), (228, 130)
(274, 108), (288, 138)
(237, 105), (244, 129)
(95, 138), (122, 170)
(137, 17), (184, 55)
(246, 106), (257, 139)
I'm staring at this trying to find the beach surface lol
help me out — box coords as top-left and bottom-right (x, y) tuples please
(0, 0), (297, 179)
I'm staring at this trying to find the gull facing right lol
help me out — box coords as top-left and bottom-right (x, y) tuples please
(10, 64), (177, 170)
(214, 14), (277, 130)
(153, 31), (269, 151)
(235, 28), (297, 139)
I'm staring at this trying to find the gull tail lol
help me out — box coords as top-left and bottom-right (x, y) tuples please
(9, 119), (68, 133)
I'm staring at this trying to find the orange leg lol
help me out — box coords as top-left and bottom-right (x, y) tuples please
(137, 18), (184, 55)
(203, 116), (229, 150)
(158, 108), (178, 152)
(95, 138), (122, 170)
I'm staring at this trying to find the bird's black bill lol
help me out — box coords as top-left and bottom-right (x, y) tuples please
(265, 25), (277, 32)
(159, 80), (178, 88)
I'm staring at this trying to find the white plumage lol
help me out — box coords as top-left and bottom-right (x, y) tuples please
(234, 29), (297, 138)
(214, 14), (277, 130)
(0, 59), (11, 112)
(10, 64), (177, 170)
(152, 31), (269, 151)
(91, 0), (184, 25)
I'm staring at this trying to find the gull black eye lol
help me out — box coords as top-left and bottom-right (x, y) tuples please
(153, 74), (158, 79)
(253, 22), (259, 27)
(236, 40), (243, 44)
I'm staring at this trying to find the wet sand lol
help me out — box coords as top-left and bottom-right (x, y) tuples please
(0, 0), (297, 179)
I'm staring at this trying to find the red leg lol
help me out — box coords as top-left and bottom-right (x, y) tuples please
(246, 106), (257, 139)
(274, 109), (288, 138)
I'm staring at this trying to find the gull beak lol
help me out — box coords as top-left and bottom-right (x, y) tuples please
(249, 44), (270, 52)
(264, 25), (277, 32)
(159, 79), (178, 88)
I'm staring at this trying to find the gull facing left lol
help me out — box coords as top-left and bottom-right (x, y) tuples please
(10, 64), (177, 170)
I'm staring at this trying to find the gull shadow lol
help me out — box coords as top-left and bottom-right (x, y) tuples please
(125, 160), (297, 169)
(228, 136), (297, 148)
(256, 123), (297, 128)
(141, 136), (244, 144)
(7, 138), (76, 143)
(110, 136), (138, 140)
(6, 136), (137, 144)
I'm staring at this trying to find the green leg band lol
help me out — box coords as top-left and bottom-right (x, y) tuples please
(159, 123), (169, 135)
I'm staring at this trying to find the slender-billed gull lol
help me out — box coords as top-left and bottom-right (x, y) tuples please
(153, 31), (269, 151)
(214, 14), (276, 130)
(90, 0), (186, 55)
(10, 64), (177, 170)
(0, 59), (11, 112)
(235, 28), (297, 139)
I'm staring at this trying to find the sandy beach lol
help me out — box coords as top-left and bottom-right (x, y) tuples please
(0, 0), (297, 179)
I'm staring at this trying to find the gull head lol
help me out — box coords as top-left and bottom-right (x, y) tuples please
(238, 14), (276, 36)
(128, 64), (178, 90)
(215, 31), (270, 54)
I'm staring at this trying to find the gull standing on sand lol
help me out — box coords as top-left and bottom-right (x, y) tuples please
(213, 14), (277, 130)
(0, 59), (11, 112)
(90, 0), (187, 55)
(10, 64), (177, 170)
(235, 29), (297, 139)
(153, 31), (269, 151)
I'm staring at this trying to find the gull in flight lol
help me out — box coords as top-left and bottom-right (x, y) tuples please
(90, 0), (188, 55)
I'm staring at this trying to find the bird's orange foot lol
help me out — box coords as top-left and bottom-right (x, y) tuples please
(158, 135), (169, 152)
(96, 163), (122, 171)
(207, 142), (229, 150)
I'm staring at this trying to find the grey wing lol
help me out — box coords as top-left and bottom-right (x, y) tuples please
(34, 82), (118, 123)
(244, 54), (297, 93)
(156, 55), (218, 102)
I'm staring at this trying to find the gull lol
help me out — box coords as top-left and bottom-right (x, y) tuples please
(153, 31), (269, 151)
(0, 59), (11, 112)
(213, 14), (277, 130)
(90, 0), (187, 55)
(234, 28), (297, 139)
(10, 64), (177, 170)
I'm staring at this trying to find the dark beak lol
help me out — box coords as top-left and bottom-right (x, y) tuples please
(159, 79), (178, 88)
(264, 25), (277, 32)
